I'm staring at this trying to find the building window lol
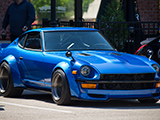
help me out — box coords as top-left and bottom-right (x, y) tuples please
(30, 0), (75, 24)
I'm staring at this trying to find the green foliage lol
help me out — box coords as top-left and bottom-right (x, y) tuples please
(159, 0), (160, 9)
(101, 0), (128, 51)
(82, 0), (94, 12)
(101, 0), (125, 22)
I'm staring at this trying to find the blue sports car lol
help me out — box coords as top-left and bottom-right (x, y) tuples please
(0, 27), (160, 105)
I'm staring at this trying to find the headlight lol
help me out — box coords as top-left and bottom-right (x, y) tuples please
(152, 64), (159, 73)
(80, 66), (90, 77)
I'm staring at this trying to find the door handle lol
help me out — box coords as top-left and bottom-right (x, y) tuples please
(19, 57), (23, 60)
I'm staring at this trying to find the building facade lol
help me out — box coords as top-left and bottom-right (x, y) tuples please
(137, 0), (159, 21)
(0, 0), (159, 40)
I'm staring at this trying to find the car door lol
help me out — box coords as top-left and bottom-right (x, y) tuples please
(18, 32), (45, 87)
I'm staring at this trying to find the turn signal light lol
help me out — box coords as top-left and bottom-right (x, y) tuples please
(155, 83), (160, 88)
(72, 70), (77, 75)
(81, 83), (97, 89)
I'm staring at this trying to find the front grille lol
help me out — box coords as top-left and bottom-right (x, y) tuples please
(98, 73), (155, 90)
(100, 73), (155, 81)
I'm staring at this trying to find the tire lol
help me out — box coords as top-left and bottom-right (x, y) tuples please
(138, 98), (159, 104)
(51, 69), (71, 105)
(0, 62), (23, 97)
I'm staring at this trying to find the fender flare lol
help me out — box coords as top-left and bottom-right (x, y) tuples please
(52, 62), (80, 98)
(1, 55), (25, 88)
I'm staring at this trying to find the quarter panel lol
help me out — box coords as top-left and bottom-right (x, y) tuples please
(2, 55), (25, 88)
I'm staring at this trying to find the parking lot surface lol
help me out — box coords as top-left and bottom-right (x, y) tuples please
(0, 90), (160, 120)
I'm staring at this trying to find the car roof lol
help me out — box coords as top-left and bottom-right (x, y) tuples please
(28, 27), (99, 32)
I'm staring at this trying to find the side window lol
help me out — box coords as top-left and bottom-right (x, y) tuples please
(24, 32), (41, 50)
(18, 34), (27, 48)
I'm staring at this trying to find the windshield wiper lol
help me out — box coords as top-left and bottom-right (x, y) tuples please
(67, 43), (74, 49)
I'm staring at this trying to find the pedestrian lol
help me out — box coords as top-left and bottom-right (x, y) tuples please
(0, 0), (35, 42)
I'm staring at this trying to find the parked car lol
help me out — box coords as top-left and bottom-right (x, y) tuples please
(0, 27), (160, 105)
(135, 36), (160, 64)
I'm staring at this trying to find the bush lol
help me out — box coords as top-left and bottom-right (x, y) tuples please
(101, 0), (128, 51)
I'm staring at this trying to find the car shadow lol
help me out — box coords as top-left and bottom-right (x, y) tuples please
(70, 99), (160, 110)
(0, 105), (5, 111)
(21, 90), (53, 103)
(0, 93), (5, 111)
(20, 90), (160, 109)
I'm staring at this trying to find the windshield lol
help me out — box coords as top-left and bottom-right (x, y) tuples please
(44, 31), (114, 51)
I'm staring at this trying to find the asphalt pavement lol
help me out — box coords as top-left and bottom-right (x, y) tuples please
(0, 90), (160, 120)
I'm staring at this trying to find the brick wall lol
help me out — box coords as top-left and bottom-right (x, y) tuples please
(137, 0), (159, 21)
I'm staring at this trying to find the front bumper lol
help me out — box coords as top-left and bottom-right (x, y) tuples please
(78, 88), (160, 100)
(75, 79), (160, 100)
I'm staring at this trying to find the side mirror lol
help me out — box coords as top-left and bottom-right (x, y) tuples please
(147, 49), (154, 60)
(66, 51), (72, 57)
(66, 51), (75, 61)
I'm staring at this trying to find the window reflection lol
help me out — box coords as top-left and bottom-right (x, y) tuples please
(30, 0), (75, 23)
(30, 0), (102, 24)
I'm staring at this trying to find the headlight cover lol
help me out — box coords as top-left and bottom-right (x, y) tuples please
(152, 64), (159, 74)
(80, 66), (91, 77)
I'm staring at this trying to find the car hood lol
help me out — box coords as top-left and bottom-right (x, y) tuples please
(73, 51), (155, 74)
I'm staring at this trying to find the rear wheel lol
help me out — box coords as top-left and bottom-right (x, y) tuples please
(0, 62), (23, 97)
(51, 69), (71, 105)
(138, 98), (159, 104)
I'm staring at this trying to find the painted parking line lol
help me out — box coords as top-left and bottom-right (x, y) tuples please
(0, 101), (73, 114)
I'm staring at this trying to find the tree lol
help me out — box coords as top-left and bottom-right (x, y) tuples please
(83, 0), (94, 12)
(101, 0), (128, 51)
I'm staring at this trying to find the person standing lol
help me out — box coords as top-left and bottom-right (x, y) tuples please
(0, 0), (35, 42)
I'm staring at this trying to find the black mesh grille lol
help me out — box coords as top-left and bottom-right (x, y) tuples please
(98, 83), (154, 90)
(98, 73), (155, 90)
(100, 73), (155, 81)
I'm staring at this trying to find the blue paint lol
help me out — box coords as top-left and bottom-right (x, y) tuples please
(0, 27), (160, 101)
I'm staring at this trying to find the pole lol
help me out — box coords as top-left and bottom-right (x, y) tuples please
(75, 0), (82, 22)
(51, 0), (56, 26)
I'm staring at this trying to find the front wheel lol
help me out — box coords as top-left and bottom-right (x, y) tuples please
(0, 62), (23, 97)
(138, 98), (159, 104)
(51, 69), (71, 105)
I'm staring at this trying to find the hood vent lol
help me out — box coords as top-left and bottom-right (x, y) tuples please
(78, 53), (92, 56)
(111, 53), (122, 56)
